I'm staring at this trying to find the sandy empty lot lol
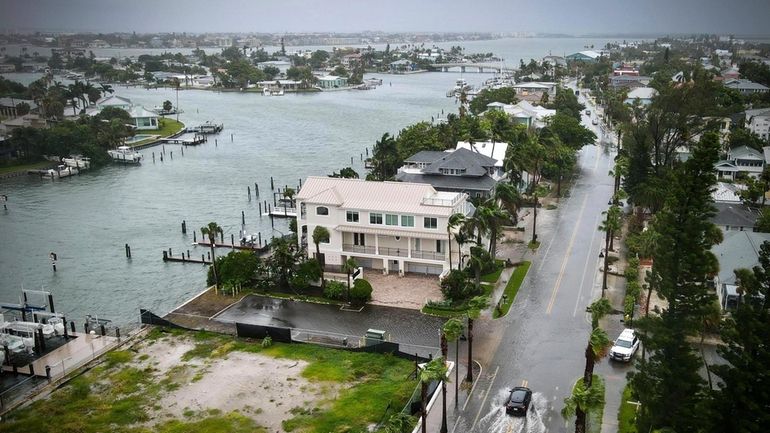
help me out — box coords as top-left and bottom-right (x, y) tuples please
(133, 334), (336, 432)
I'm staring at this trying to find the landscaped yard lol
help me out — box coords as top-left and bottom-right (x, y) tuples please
(143, 118), (185, 138)
(0, 328), (418, 433)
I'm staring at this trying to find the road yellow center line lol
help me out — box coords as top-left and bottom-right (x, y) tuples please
(546, 192), (589, 315)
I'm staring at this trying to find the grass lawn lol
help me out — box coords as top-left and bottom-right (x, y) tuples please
(493, 261), (531, 319)
(480, 260), (505, 284)
(0, 329), (417, 433)
(618, 383), (639, 433)
(528, 240), (541, 250)
(148, 118), (185, 137)
(0, 160), (53, 176)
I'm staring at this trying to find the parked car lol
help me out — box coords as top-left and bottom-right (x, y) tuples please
(585, 109), (591, 115)
(505, 386), (532, 416)
(592, 118), (599, 125)
(610, 329), (640, 362)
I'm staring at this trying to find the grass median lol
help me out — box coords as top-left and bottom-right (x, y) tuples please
(493, 261), (531, 319)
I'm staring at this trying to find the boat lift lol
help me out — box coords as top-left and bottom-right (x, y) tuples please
(0, 289), (55, 322)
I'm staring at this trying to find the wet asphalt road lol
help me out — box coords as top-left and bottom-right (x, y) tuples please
(455, 92), (633, 433)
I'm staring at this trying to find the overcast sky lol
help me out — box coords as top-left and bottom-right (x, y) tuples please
(1, 0), (769, 36)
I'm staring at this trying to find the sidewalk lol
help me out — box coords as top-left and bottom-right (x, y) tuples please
(423, 358), (471, 433)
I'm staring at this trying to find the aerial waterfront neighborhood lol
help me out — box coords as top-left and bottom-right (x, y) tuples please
(1, 1), (770, 433)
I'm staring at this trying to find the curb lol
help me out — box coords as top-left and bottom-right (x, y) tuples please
(461, 359), (484, 411)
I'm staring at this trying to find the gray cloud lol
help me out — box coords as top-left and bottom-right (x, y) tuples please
(1, 0), (769, 36)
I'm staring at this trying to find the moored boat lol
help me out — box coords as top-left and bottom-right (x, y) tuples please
(108, 146), (143, 164)
(62, 155), (91, 170)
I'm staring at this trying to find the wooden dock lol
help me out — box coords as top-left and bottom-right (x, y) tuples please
(162, 250), (211, 264)
(161, 135), (207, 146)
(195, 240), (269, 253)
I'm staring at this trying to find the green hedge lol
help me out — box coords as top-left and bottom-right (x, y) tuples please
(493, 261), (531, 318)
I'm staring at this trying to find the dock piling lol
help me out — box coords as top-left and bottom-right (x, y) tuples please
(255, 183), (259, 196)
(70, 321), (75, 333)
(170, 151), (173, 159)
(270, 177), (274, 190)
(182, 220), (187, 234)
(207, 251), (211, 260)
(45, 365), (51, 381)
(248, 186), (251, 199)
(219, 231), (224, 244)
(152, 152), (155, 163)
(258, 232), (262, 245)
(215, 139), (217, 147)
(259, 202), (262, 215)
(242, 210), (245, 225)
(231, 133), (233, 142)
(351, 156), (353, 164)
(231, 233), (235, 248)
(187, 249), (190, 258)
(361, 153), (363, 160)
(193, 231), (197, 242)
(125, 243), (131, 258)
(299, 178), (302, 187)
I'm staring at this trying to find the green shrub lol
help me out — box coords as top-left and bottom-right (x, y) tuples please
(626, 280), (641, 300)
(262, 335), (272, 348)
(440, 269), (476, 302)
(323, 280), (345, 300)
(350, 279), (373, 303)
(624, 295), (635, 318)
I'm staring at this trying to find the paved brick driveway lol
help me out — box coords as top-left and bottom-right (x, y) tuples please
(363, 272), (444, 310)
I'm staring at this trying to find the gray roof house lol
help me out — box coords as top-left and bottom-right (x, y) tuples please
(712, 231), (770, 310)
(724, 78), (769, 95)
(715, 145), (765, 180)
(396, 147), (499, 198)
(711, 202), (759, 232)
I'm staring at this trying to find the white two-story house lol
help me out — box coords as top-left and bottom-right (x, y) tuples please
(296, 177), (475, 277)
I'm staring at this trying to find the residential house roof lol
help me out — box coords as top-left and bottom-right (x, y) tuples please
(395, 172), (497, 192)
(728, 145), (763, 160)
(456, 140), (510, 167)
(421, 147), (496, 177)
(296, 176), (461, 217)
(127, 106), (158, 119)
(745, 108), (770, 119)
(713, 182), (746, 203)
(404, 150), (451, 164)
(0, 97), (38, 111)
(724, 79), (769, 91)
(713, 231), (770, 285)
(95, 95), (132, 107)
(711, 202), (759, 229)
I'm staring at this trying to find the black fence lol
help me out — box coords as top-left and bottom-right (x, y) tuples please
(139, 309), (191, 330)
(235, 323), (292, 343)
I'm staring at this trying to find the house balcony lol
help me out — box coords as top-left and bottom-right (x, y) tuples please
(342, 244), (444, 262)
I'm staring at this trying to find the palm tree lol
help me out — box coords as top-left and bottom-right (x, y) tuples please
(342, 257), (359, 302)
(447, 213), (466, 270)
(562, 377), (604, 433)
(442, 318), (464, 410)
(99, 83), (114, 96)
(476, 201), (510, 261)
(311, 225), (330, 286)
(494, 182), (522, 226)
(598, 205), (622, 296)
(467, 245), (487, 291)
(419, 357), (448, 433)
(201, 222), (224, 294)
(465, 295), (489, 383)
(561, 298), (611, 433)
(454, 230), (470, 270)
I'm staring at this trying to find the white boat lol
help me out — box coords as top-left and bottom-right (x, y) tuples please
(108, 146), (143, 164)
(62, 155), (91, 169)
(41, 165), (79, 179)
(447, 78), (472, 97)
(263, 88), (284, 96)
(0, 333), (25, 353)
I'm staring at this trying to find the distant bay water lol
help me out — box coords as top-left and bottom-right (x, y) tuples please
(0, 37), (618, 327)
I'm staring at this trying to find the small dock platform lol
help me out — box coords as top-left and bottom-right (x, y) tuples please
(186, 122), (224, 135)
(163, 250), (212, 264)
(160, 135), (207, 146)
(195, 240), (270, 253)
(264, 206), (297, 218)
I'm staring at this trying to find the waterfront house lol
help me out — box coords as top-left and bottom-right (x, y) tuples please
(486, 100), (555, 129)
(745, 108), (770, 141)
(566, 50), (602, 63)
(714, 145), (765, 180)
(624, 87), (657, 106)
(341, 53), (363, 67)
(257, 60), (292, 75)
(396, 147), (501, 198)
(317, 75), (348, 89)
(88, 95), (159, 130)
(296, 177), (474, 276)
(389, 59), (418, 73)
(127, 106), (159, 130)
(724, 78), (769, 95)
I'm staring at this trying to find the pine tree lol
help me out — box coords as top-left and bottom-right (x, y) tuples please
(630, 132), (721, 433)
(706, 241), (770, 432)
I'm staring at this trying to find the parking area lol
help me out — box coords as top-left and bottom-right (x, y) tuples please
(363, 271), (443, 310)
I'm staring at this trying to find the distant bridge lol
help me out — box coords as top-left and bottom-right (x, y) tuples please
(432, 62), (518, 73)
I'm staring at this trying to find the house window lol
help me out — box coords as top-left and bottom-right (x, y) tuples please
(424, 217), (437, 229)
(316, 206), (329, 216)
(346, 211), (359, 223)
(436, 240), (444, 253)
(370, 213), (383, 224)
(401, 215), (414, 227)
(300, 203), (306, 219)
(354, 233), (366, 246)
(385, 214), (399, 226)
(414, 238), (421, 250)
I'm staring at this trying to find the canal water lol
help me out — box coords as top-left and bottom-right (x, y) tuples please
(0, 38), (615, 328)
